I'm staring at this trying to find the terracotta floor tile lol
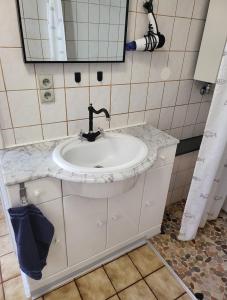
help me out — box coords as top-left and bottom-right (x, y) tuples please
(118, 280), (156, 300)
(104, 255), (141, 292)
(44, 281), (81, 300)
(0, 235), (13, 257)
(0, 205), (4, 220)
(0, 219), (8, 236)
(76, 268), (115, 300)
(108, 296), (119, 300)
(3, 276), (26, 300)
(177, 293), (193, 300)
(1, 252), (20, 281)
(128, 245), (163, 276)
(145, 267), (185, 300)
(0, 285), (4, 300)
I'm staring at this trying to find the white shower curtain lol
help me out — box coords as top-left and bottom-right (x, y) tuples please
(178, 44), (227, 241)
(47, 0), (67, 60)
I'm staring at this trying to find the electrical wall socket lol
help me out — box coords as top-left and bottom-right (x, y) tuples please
(40, 89), (55, 103)
(38, 75), (53, 89)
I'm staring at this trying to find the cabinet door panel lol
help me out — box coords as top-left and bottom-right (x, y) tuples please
(107, 175), (145, 248)
(38, 198), (67, 278)
(139, 164), (173, 232)
(63, 195), (107, 266)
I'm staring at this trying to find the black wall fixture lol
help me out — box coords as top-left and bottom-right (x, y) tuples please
(75, 72), (81, 83)
(97, 71), (103, 82)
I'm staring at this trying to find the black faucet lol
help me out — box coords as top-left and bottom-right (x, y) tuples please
(81, 104), (110, 142)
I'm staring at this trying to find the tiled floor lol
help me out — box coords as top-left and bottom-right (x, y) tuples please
(150, 201), (227, 300)
(43, 245), (190, 300)
(0, 203), (191, 300)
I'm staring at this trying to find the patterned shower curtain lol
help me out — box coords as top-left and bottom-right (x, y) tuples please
(178, 44), (227, 241)
(47, 0), (67, 60)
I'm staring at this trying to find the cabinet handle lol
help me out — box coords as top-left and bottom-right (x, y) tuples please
(159, 155), (166, 161)
(145, 201), (153, 207)
(54, 238), (60, 244)
(33, 190), (41, 197)
(97, 220), (106, 228)
(111, 215), (120, 221)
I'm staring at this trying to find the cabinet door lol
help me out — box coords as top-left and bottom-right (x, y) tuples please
(107, 175), (145, 248)
(139, 164), (173, 233)
(37, 198), (67, 278)
(63, 195), (107, 266)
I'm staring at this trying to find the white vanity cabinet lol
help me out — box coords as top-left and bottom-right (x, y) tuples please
(63, 195), (107, 266)
(107, 174), (145, 248)
(139, 164), (173, 233)
(37, 198), (67, 278)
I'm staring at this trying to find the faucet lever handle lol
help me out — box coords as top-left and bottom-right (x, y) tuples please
(98, 128), (104, 136)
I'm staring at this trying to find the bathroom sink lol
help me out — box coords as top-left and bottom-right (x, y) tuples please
(53, 133), (148, 174)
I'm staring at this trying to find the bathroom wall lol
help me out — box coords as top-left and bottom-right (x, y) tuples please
(0, 0), (212, 148)
(167, 150), (198, 205)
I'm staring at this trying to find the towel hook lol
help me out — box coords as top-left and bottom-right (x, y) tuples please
(19, 183), (29, 206)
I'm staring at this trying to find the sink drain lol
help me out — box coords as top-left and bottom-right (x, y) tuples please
(94, 165), (103, 168)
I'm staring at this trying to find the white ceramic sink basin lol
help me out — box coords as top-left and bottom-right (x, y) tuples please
(53, 133), (148, 174)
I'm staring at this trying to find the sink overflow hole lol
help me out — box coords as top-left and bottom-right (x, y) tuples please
(94, 165), (103, 168)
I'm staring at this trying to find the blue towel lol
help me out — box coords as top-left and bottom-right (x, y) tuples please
(8, 204), (54, 280)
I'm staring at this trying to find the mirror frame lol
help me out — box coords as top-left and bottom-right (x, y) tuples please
(16, 0), (129, 64)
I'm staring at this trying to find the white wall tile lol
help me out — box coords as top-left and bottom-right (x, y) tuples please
(134, 13), (148, 40)
(66, 87), (89, 121)
(14, 126), (43, 144)
(128, 111), (145, 125)
(0, 0), (21, 47)
(193, 0), (210, 19)
(156, 16), (175, 51)
(170, 127), (183, 139)
(35, 64), (64, 88)
(0, 65), (5, 91)
(158, 0), (178, 16)
(172, 105), (188, 128)
(149, 52), (169, 82)
(181, 52), (198, 80)
(176, 0), (195, 18)
(42, 122), (67, 140)
(1, 129), (15, 147)
(40, 89), (66, 124)
(90, 86), (111, 112)
(68, 119), (88, 135)
(110, 114), (128, 129)
(176, 80), (193, 105)
(184, 103), (200, 126)
(193, 122), (206, 136)
(112, 53), (132, 84)
(0, 92), (12, 129)
(197, 102), (210, 123)
(90, 64), (111, 86)
(145, 109), (160, 127)
(146, 82), (164, 109)
(167, 52), (185, 80)
(127, 12), (136, 42)
(129, 0), (137, 12)
(64, 64), (89, 87)
(170, 18), (191, 51)
(186, 20), (205, 51)
(190, 81), (203, 103)
(158, 107), (174, 130)
(93, 116), (110, 130)
(129, 83), (148, 112)
(162, 81), (179, 107)
(181, 125), (195, 139)
(131, 52), (151, 83)
(111, 85), (130, 114)
(8, 90), (41, 127)
(0, 48), (36, 90)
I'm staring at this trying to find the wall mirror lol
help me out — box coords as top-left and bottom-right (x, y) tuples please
(17, 0), (129, 63)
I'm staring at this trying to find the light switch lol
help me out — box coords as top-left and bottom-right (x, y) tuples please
(38, 75), (53, 89)
(40, 89), (55, 103)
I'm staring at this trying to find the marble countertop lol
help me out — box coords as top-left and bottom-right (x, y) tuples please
(0, 124), (179, 186)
